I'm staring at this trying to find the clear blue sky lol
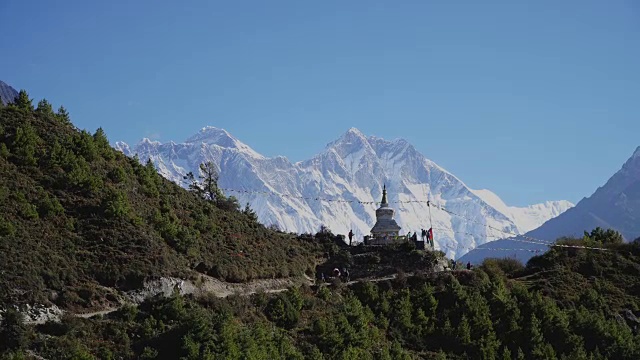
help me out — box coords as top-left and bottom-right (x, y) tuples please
(1, 0), (639, 207)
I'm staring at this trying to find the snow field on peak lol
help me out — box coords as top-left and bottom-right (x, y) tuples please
(117, 128), (572, 259)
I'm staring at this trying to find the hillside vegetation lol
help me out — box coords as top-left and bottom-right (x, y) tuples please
(0, 91), (322, 310)
(2, 90), (640, 360)
(2, 233), (640, 359)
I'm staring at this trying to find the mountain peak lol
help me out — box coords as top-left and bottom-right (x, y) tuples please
(185, 126), (231, 143)
(324, 127), (371, 153)
(340, 127), (367, 142)
(620, 145), (640, 171)
(525, 144), (640, 247)
(183, 126), (264, 159)
(0, 80), (19, 105)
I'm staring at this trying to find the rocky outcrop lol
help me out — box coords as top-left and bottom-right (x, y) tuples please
(615, 309), (640, 335)
(0, 303), (63, 325)
(0, 80), (18, 105)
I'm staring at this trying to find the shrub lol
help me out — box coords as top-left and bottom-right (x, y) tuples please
(0, 217), (16, 236)
(102, 188), (131, 219)
(265, 295), (300, 329)
(39, 194), (65, 217)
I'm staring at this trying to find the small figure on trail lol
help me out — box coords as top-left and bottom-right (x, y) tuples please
(466, 262), (472, 270)
(412, 232), (418, 242)
(421, 229), (427, 241)
(344, 269), (350, 282)
(452, 260), (456, 270)
(348, 229), (354, 246)
(333, 268), (341, 278)
(321, 272), (325, 282)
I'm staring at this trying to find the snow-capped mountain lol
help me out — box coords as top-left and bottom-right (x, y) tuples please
(470, 189), (573, 234)
(460, 145), (640, 265)
(115, 127), (573, 259)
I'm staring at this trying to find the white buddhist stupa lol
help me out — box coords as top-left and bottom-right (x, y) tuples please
(369, 184), (402, 244)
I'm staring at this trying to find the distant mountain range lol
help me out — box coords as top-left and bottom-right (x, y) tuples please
(116, 127), (572, 259)
(0, 80), (18, 105)
(460, 146), (640, 264)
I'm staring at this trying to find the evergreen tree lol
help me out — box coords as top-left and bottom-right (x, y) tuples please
(12, 123), (39, 166)
(93, 127), (113, 159)
(457, 315), (472, 346)
(199, 161), (221, 202)
(242, 202), (258, 221)
(36, 98), (54, 116)
(14, 90), (33, 111)
(56, 105), (71, 124)
(501, 346), (512, 360)
(183, 171), (204, 196)
(583, 227), (624, 245)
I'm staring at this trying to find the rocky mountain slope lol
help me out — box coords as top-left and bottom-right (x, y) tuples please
(0, 80), (18, 105)
(117, 127), (573, 259)
(527, 146), (640, 241)
(460, 146), (640, 264)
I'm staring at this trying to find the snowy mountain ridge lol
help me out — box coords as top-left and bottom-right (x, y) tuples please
(470, 189), (574, 234)
(115, 127), (573, 259)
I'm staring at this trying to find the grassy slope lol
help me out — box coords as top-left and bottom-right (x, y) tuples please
(0, 96), (321, 310)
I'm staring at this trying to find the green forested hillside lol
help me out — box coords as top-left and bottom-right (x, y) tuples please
(2, 91), (640, 360)
(0, 91), (321, 309)
(3, 235), (640, 359)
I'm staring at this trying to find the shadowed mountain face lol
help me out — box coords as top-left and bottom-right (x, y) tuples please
(527, 146), (640, 242)
(0, 80), (18, 105)
(460, 146), (640, 265)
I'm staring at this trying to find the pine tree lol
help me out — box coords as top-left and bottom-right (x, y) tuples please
(36, 98), (54, 116)
(183, 171), (204, 196)
(457, 315), (472, 346)
(501, 346), (512, 360)
(12, 123), (39, 166)
(56, 105), (71, 124)
(199, 161), (221, 202)
(14, 90), (33, 111)
(93, 127), (110, 150)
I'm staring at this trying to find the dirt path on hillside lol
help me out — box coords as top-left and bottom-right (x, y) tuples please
(73, 271), (431, 319)
(31, 268), (453, 322)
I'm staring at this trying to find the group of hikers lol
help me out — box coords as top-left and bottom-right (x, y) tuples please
(450, 260), (473, 270)
(403, 228), (435, 248)
(319, 267), (350, 283)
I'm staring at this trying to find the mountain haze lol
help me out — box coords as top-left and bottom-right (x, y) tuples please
(117, 127), (572, 259)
